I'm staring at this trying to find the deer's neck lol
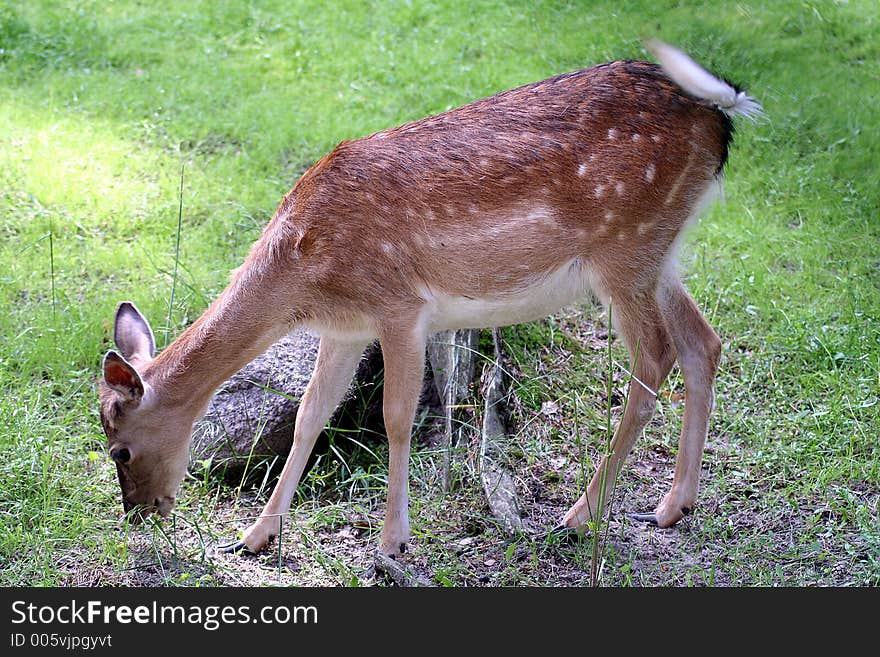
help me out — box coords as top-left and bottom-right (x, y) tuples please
(144, 266), (297, 411)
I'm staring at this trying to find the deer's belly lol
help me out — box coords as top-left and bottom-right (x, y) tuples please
(419, 258), (601, 332)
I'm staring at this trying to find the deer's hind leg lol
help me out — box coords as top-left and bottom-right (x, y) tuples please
(561, 288), (677, 531)
(629, 271), (720, 527)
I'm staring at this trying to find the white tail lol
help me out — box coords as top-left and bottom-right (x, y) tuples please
(647, 39), (763, 120)
(98, 41), (759, 559)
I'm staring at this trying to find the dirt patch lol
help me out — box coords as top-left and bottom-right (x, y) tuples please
(63, 426), (733, 588)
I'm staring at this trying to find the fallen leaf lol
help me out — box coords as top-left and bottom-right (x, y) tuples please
(541, 400), (560, 416)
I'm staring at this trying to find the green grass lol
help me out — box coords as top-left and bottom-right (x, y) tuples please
(1, 0), (878, 586)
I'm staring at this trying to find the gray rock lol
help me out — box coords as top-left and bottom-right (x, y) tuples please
(190, 328), (443, 483)
(190, 328), (386, 482)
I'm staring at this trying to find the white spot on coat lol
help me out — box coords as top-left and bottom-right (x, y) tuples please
(525, 206), (556, 227)
(615, 181), (625, 196)
(665, 154), (695, 206)
(607, 128), (618, 140)
(577, 163), (588, 177)
(645, 163), (656, 183)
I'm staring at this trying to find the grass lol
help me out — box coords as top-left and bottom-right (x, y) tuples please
(1, 0), (878, 586)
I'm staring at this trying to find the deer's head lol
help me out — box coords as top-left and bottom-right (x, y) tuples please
(98, 302), (193, 523)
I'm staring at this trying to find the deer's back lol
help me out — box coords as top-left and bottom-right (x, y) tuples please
(260, 60), (732, 323)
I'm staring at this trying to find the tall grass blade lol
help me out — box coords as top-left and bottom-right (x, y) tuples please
(46, 219), (57, 328)
(165, 163), (185, 348)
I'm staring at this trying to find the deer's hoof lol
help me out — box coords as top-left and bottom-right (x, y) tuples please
(216, 539), (255, 555)
(548, 524), (581, 542)
(627, 512), (659, 525)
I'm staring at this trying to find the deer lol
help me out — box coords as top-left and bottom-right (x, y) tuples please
(98, 40), (760, 560)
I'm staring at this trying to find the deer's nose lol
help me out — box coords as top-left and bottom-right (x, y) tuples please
(155, 496), (176, 517)
(121, 497), (155, 524)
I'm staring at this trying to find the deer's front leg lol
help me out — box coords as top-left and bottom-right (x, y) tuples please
(220, 337), (367, 554)
(376, 321), (427, 558)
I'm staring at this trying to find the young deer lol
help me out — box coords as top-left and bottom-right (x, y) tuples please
(99, 41), (760, 558)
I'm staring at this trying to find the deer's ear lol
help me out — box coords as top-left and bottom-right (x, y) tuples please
(102, 351), (144, 403)
(114, 302), (155, 362)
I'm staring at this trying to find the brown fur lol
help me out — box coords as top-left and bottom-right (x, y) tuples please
(247, 62), (726, 313)
(99, 53), (752, 556)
